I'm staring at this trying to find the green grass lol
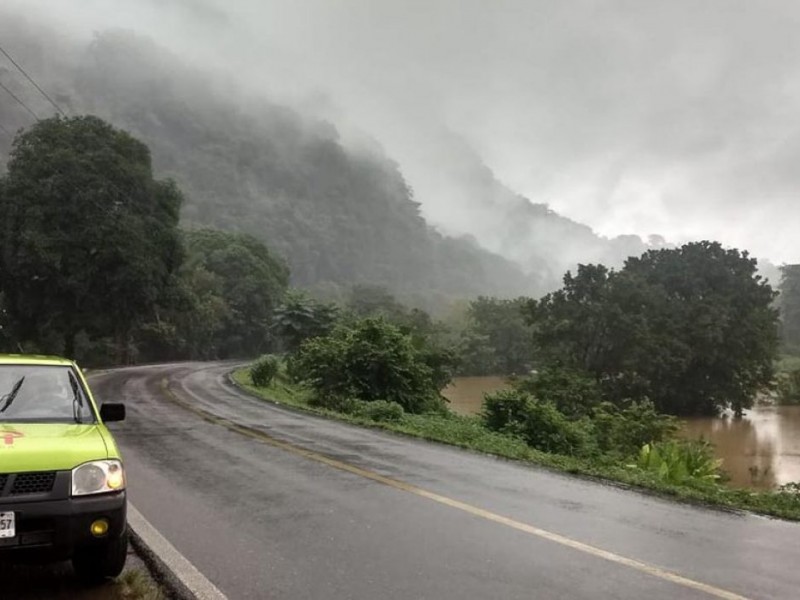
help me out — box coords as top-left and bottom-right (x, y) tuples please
(110, 569), (165, 600)
(232, 367), (800, 521)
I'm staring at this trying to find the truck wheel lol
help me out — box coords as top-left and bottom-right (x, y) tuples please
(72, 529), (128, 583)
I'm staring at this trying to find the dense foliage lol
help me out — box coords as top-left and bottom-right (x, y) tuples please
(0, 26), (533, 308)
(482, 387), (675, 459)
(0, 117), (291, 363)
(179, 229), (288, 356)
(271, 291), (339, 353)
(527, 242), (779, 416)
(456, 297), (534, 375)
(0, 116), (183, 361)
(482, 389), (593, 456)
(287, 318), (448, 414)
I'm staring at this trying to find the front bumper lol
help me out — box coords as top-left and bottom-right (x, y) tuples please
(0, 491), (127, 562)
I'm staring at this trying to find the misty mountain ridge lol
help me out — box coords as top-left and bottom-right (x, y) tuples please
(396, 128), (660, 289)
(0, 15), (777, 306)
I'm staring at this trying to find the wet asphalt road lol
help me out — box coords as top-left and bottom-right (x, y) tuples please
(89, 362), (800, 600)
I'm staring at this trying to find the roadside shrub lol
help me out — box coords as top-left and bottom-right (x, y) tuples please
(516, 367), (603, 417)
(287, 318), (443, 414)
(592, 400), (677, 457)
(483, 389), (593, 456)
(250, 355), (280, 387)
(353, 400), (406, 422)
(520, 400), (595, 456)
(634, 440), (722, 485)
(482, 389), (533, 435)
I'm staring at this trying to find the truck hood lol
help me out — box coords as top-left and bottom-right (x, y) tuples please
(0, 423), (110, 472)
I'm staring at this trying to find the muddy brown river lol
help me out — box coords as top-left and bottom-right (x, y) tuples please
(682, 406), (800, 489)
(444, 376), (800, 489)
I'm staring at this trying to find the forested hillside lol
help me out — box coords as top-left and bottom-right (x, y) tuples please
(0, 18), (535, 308)
(2, 14), (779, 306)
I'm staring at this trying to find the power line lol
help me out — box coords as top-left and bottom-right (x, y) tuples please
(0, 45), (66, 117)
(0, 79), (39, 121)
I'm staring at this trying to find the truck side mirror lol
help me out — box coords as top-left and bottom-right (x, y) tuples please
(100, 403), (126, 422)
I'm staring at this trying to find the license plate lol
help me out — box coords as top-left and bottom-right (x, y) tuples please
(0, 512), (14, 539)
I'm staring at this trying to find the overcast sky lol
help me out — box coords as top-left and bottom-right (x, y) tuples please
(7, 0), (800, 263)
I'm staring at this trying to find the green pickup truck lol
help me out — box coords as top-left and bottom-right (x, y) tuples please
(0, 355), (128, 581)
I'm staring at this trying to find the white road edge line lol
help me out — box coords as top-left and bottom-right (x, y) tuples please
(127, 503), (228, 600)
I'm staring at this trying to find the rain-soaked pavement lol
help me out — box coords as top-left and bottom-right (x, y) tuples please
(48, 362), (800, 599)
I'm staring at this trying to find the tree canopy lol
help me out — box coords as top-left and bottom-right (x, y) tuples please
(457, 296), (534, 375)
(179, 229), (289, 356)
(0, 116), (183, 359)
(527, 242), (779, 416)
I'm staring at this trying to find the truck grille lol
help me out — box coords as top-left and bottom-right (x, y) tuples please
(0, 472), (57, 497)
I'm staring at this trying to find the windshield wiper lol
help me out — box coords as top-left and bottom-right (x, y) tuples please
(0, 376), (26, 414)
(69, 371), (84, 424)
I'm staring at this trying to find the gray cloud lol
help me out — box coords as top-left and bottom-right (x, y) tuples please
(5, 0), (800, 262)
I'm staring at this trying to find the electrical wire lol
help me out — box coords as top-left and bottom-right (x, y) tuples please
(0, 79), (39, 121)
(0, 45), (66, 117)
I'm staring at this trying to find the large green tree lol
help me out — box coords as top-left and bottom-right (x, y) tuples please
(459, 296), (534, 375)
(527, 242), (779, 416)
(0, 116), (183, 359)
(179, 229), (289, 357)
(271, 290), (339, 352)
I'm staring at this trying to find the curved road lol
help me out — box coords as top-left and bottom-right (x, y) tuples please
(89, 362), (800, 600)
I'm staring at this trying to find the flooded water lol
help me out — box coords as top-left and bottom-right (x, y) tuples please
(445, 376), (800, 489)
(682, 406), (800, 489)
(443, 376), (511, 415)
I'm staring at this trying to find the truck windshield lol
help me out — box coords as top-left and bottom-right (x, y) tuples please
(0, 365), (95, 424)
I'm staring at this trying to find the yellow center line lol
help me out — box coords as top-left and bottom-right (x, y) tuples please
(160, 378), (750, 600)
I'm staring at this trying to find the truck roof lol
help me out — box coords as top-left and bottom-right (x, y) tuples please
(0, 354), (75, 367)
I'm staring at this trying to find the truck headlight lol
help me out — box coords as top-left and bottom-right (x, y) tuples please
(71, 460), (125, 496)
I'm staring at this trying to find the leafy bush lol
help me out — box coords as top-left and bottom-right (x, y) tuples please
(634, 440), (722, 485)
(591, 400), (677, 457)
(520, 399), (595, 456)
(352, 400), (406, 422)
(250, 355), (280, 387)
(483, 389), (593, 456)
(287, 318), (444, 413)
(515, 367), (603, 417)
(482, 389), (534, 435)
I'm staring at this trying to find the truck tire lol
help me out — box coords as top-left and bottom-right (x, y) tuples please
(72, 529), (128, 583)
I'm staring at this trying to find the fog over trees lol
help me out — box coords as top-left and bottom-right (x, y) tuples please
(0, 13), (689, 305)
